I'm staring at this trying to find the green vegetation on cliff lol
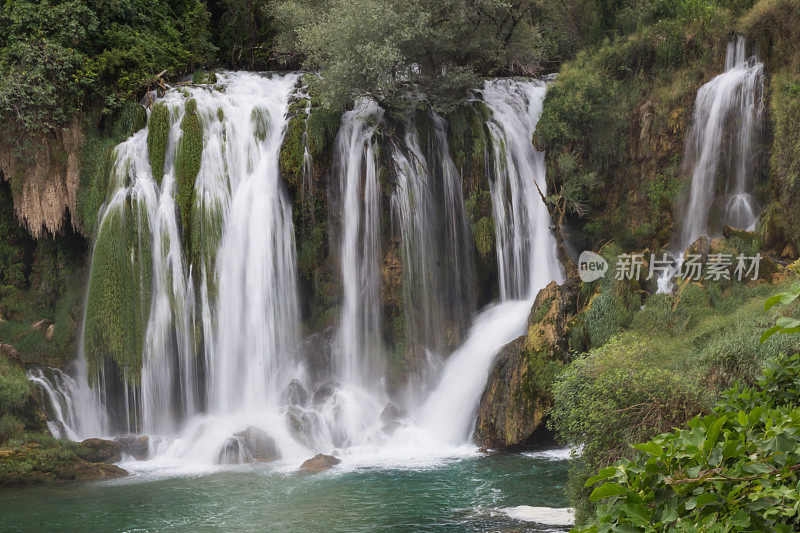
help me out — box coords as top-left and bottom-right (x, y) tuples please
(83, 200), (152, 382)
(175, 99), (204, 256)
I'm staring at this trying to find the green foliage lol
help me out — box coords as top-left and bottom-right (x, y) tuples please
(553, 278), (800, 523)
(77, 101), (147, 234)
(762, 281), (800, 342)
(280, 106), (308, 189)
(577, 353), (800, 532)
(0, 0), (213, 137)
(147, 103), (171, 187)
(583, 248), (641, 348)
(251, 106), (270, 141)
(0, 184), (31, 297)
(175, 99), (204, 253)
(0, 356), (32, 418)
(764, 70), (800, 250)
(282, 0), (547, 112)
(83, 199), (152, 382)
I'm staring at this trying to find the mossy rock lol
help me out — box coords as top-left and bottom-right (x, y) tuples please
(147, 102), (170, 186)
(83, 199), (152, 382)
(175, 99), (204, 255)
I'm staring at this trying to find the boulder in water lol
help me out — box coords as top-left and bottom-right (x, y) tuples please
(285, 406), (321, 449)
(114, 435), (149, 460)
(312, 381), (339, 405)
(299, 453), (340, 474)
(380, 403), (408, 424)
(475, 279), (578, 449)
(282, 379), (308, 406)
(216, 426), (280, 464)
(79, 438), (122, 463)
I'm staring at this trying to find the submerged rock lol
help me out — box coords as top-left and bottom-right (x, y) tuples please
(299, 453), (340, 474)
(216, 426), (280, 464)
(475, 279), (578, 448)
(79, 438), (122, 463)
(114, 435), (149, 460)
(282, 379), (308, 406)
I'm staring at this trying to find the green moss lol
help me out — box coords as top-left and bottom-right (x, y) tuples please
(192, 69), (217, 84)
(0, 356), (31, 416)
(471, 216), (495, 259)
(306, 108), (342, 158)
(175, 99), (203, 255)
(251, 107), (269, 141)
(147, 102), (170, 186)
(280, 112), (307, 189)
(83, 199), (152, 383)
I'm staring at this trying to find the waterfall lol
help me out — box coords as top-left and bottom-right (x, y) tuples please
(31, 74), (563, 463)
(678, 36), (764, 248)
(390, 113), (476, 391)
(659, 37), (764, 290)
(334, 100), (385, 388)
(482, 79), (563, 300)
(417, 79), (563, 443)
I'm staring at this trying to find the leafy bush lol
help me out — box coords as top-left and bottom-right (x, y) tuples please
(578, 353), (800, 531)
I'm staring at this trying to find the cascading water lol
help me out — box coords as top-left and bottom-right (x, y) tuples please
(334, 101), (385, 388)
(482, 79), (563, 300)
(659, 37), (764, 291)
(31, 74), (563, 468)
(390, 114), (476, 393)
(413, 80), (563, 444)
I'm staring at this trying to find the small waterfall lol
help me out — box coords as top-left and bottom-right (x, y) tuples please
(27, 365), (107, 440)
(334, 101), (385, 388)
(390, 113), (476, 390)
(659, 38), (764, 291)
(482, 79), (563, 299)
(678, 36), (764, 249)
(417, 79), (563, 443)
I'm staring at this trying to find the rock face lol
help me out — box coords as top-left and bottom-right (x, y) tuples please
(299, 453), (340, 474)
(216, 426), (280, 464)
(474, 278), (579, 448)
(79, 438), (123, 463)
(0, 118), (85, 237)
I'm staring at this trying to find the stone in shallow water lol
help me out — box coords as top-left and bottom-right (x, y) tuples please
(299, 453), (340, 474)
(216, 426), (280, 464)
(114, 435), (149, 461)
(79, 438), (122, 463)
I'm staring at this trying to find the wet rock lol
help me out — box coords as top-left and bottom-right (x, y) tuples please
(285, 406), (321, 449)
(475, 278), (579, 449)
(216, 426), (280, 464)
(282, 379), (308, 406)
(312, 381), (339, 405)
(0, 343), (20, 362)
(299, 453), (340, 474)
(381, 420), (401, 436)
(380, 403), (408, 425)
(79, 438), (122, 463)
(298, 329), (335, 383)
(114, 435), (149, 461)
